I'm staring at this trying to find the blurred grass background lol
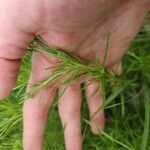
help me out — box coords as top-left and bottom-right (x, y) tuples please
(0, 16), (150, 150)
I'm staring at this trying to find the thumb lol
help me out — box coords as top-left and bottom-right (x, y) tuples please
(0, 26), (33, 100)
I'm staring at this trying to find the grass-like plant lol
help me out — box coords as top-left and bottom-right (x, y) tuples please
(27, 36), (130, 102)
(27, 36), (110, 96)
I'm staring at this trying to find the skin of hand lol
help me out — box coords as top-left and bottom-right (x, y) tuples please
(0, 0), (150, 150)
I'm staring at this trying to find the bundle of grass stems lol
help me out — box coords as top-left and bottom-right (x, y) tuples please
(27, 36), (129, 100)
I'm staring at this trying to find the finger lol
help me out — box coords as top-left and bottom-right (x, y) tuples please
(0, 26), (33, 99)
(86, 62), (122, 134)
(58, 82), (82, 150)
(23, 52), (56, 150)
(108, 62), (122, 76)
(86, 80), (105, 134)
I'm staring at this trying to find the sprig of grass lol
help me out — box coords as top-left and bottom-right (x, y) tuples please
(27, 36), (130, 102)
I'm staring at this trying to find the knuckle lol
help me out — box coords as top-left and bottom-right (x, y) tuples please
(59, 104), (80, 118)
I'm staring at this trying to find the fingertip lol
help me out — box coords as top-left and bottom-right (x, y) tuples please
(85, 80), (105, 134)
(90, 112), (105, 134)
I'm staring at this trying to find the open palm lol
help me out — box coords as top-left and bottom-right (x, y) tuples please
(0, 0), (149, 149)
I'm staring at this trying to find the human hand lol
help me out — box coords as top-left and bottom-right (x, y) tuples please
(0, 0), (149, 150)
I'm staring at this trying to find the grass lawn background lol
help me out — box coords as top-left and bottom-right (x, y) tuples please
(0, 16), (150, 150)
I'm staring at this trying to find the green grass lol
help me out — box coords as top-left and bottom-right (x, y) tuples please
(0, 21), (150, 150)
